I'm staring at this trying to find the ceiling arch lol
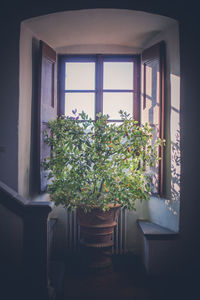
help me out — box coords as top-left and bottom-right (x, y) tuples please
(22, 9), (177, 53)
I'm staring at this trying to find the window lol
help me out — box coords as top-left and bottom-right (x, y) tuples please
(39, 42), (165, 196)
(141, 42), (166, 196)
(58, 55), (140, 123)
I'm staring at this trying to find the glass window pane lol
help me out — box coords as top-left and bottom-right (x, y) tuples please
(65, 62), (95, 90)
(141, 61), (160, 126)
(103, 62), (133, 90)
(103, 93), (133, 119)
(141, 60), (160, 194)
(65, 93), (95, 119)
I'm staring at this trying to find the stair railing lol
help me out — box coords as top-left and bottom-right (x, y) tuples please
(0, 180), (54, 299)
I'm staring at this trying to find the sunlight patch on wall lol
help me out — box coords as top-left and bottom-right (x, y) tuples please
(170, 74), (180, 209)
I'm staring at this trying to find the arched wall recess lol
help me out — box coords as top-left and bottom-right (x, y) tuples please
(19, 9), (180, 253)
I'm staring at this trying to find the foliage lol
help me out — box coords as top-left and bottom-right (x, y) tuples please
(43, 110), (164, 211)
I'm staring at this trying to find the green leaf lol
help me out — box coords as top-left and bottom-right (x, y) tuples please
(43, 110), (165, 212)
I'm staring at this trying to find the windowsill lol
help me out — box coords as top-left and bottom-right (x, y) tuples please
(137, 219), (179, 240)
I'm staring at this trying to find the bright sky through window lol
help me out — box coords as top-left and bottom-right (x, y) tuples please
(103, 93), (133, 119)
(103, 62), (133, 90)
(65, 62), (95, 90)
(65, 93), (95, 119)
(64, 60), (134, 120)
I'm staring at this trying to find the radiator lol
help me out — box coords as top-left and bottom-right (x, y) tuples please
(66, 208), (127, 254)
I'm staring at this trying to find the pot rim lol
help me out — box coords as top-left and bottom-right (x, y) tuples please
(77, 203), (121, 210)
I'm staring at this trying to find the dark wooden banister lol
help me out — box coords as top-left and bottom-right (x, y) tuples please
(0, 180), (54, 213)
(0, 180), (54, 299)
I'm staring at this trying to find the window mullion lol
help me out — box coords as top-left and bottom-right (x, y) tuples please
(133, 56), (140, 122)
(58, 56), (66, 116)
(96, 55), (103, 119)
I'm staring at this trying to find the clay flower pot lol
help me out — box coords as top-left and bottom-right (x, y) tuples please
(77, 205), (120, 270)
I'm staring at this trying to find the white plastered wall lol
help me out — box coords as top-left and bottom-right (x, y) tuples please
(18, 24), (36, 198)
(18, 10), (180, 254)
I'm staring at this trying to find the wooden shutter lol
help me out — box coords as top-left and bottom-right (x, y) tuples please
(141, 41), (166, 196)
(38, 41), (57, 192)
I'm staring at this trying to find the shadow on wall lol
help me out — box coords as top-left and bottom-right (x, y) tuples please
(165, 128), (180, 216)
(146, 128), (180, 232)
(29, 37), (40, 198)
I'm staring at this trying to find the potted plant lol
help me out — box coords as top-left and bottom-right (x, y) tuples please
(43, 110), (163, 269)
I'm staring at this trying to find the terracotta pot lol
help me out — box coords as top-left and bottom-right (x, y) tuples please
(77, 205), (120, 270)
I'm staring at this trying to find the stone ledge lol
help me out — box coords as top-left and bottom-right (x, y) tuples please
(137, 219), (179, 240)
